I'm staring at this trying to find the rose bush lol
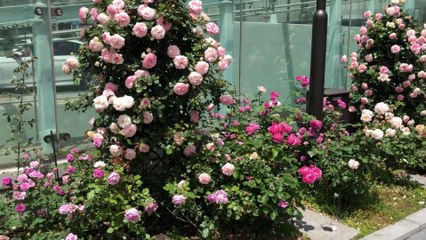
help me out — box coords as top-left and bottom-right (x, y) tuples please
(343, 1), (426, 122)
(163, 86), (325, 238)
(0, 149), (154, 239)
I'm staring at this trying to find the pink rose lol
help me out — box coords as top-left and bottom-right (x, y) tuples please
(79, 7), (89, 21)
(391, 45), (400, 54)
(89, 37), (104, 52)
(143, 53), (157, 69)
(172, 195), (186, 205)
(402, 80), (411, 88)
(245, 123), (260, 135)
(399, 63), (413, 72)
(389, 33), (397, 39)
(139, 98), (151, 109)
(97, 13), (110, 25)
(188, 72), (203, 85)
(121, 124), (137, 138)
(220, 94), (235, 105)
(109, 34), (125, 49)
(190, 111), (199, 123)
(198, 173), (211, 184)
(397, 94), (405, 101)
(375, 13), (382, 21)
(143, 111), (154, 124)
(124, 208), (141, 223)
(173, 83), (189, 95)
(167, 45), (180, 58)
(340, 55), (347, 63)
(379, 66), (389, 74)
(107, 172), (120, 185)
(364, 89), (373, 97)
(151, 25), (166, 40)
(361, 82), (368, 90)
(114, 12), (130, 27)
(360, 26), (367, 35)
(112, 0), (125, 9)
(221, 163), (235, 176)
(357, 64), (367, 73)
(195, 61), (209, 75)
(364, 54), (373, 62)
(173, 55), (189, 70)
(204, 47), (218, 62)
(206, 22), (220, 35)
(218, 59), (229, 71)
(184, 145), (196, 156)
(124, 149), (136, 160)
(188, 0), (203, 17)
(395, 86), (404, 93)
(138, 5), (156, 21)
(361, 97), (369, 105)
(156, 17), (172, 31)
(133, 22), (148, 38)
(107, 4), (120, 17)
(125, 75), (136, 89)
(363, 10), (371, 19)
(192, 26), (203, 37)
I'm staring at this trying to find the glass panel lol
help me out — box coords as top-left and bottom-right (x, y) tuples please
(238, 0), (315, 105)
(51, 1), (94, 154)
(0, 22), (38, 168)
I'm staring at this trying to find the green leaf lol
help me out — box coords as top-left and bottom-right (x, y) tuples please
(107, 227), (114, 234)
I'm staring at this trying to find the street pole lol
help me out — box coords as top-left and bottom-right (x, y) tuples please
(307, 0), (327, 120)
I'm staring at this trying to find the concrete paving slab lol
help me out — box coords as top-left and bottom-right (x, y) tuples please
(294, 209), (359, 240)
(406, 228), (426, 240)
(361, 220), (421, 240)
(405, 208), (426, 230)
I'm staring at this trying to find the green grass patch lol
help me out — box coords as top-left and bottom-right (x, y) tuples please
(304, 184), (426, 239)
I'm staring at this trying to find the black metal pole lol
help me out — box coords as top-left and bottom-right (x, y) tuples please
(307, 0), (327, 120)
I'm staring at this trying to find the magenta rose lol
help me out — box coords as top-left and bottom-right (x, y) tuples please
(309, 120), (322, 130)
(15, 203), (26, 212)
(65, 233), (78, 240)
(173, 83), (189, 95)
(93, 168), (104, 179)
(277, 200), (289, 209)
(2, 177), (12, 187)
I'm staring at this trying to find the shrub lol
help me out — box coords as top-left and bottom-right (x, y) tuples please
(345, 1), (426, 122)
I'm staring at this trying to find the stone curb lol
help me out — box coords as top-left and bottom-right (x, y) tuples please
(360, 208), (426, 240)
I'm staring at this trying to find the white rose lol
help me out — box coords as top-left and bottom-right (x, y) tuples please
(385, 128), (396, 137)
(117, 114), (132, 128)
(221, 163), (235, 176)
(371, 129), (384, 140)
(93, 95), (109, 112)
(109, 144), (121, 157)
(94, 161), (107, 168)
(348, 159), (360, 170)
(109, 122), (119, 134)
(361, 109), (374, 122)
(390, 117), (403, 128)
(374, 102), (389, 115)
(401, 127), (411, 135)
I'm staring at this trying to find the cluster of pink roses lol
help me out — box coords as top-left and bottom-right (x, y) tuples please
(297, 165), (322, 184)
(343, 1), (425, 118)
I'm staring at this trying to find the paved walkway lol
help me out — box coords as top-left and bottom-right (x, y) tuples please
(406, 229), (426, 240)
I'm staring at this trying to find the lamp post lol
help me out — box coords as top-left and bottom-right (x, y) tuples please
(307, 0), (327, 120)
